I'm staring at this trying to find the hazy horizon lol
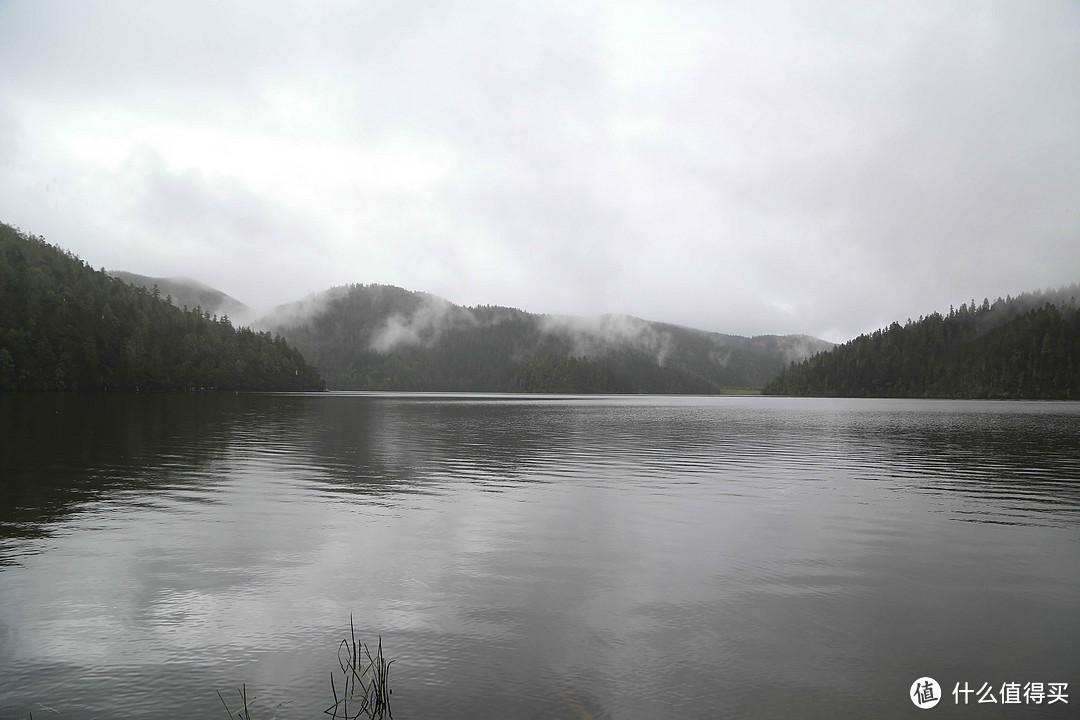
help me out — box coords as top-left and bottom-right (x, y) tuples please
(95, 264), (1080, 346)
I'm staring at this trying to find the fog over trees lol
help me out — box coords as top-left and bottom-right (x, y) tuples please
(5, 220), (1076, 399)
(262, 283), (833, 393)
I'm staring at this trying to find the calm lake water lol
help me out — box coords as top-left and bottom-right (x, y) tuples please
(0, 393), (1078, 719)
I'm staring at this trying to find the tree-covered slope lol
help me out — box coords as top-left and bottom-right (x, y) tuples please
(263, 283), (833, 392)
(763, 288), (1080, 399)
(108, 271), (253, 326)
(0, 224), (324, 392)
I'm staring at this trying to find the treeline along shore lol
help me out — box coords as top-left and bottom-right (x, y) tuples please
(3, 220), (1078, 398)
(764, 288), (1080, 399)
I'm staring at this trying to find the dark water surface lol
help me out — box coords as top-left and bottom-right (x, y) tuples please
(0, 393), (1078, 719)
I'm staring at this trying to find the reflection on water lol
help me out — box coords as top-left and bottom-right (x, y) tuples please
(0, 393), (1078, 719)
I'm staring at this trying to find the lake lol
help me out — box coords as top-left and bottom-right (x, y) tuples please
(1, 393), (1078, 719)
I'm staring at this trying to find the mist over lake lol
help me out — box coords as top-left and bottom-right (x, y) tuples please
(1, 393), (1078, 719)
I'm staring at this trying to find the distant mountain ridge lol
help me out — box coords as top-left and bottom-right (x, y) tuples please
(108, 271), (253, 325)
(260, 283), (834, 392)
(763, 285), (1080, 399)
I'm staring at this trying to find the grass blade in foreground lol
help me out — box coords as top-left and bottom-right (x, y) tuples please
(325, 616), (393, 719)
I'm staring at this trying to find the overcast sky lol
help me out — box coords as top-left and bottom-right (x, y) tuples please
(1, 0), (1078, 342)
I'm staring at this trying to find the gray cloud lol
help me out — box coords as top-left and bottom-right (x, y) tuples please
(120, 149), (333, 309)
(1, 0), (1077, 342)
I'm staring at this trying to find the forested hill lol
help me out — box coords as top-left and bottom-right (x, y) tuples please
(263, 283), (833, 392)
(108, 271), (253, 326)
(763, 287), (1080, 399)
(0, 224), (324, 392)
